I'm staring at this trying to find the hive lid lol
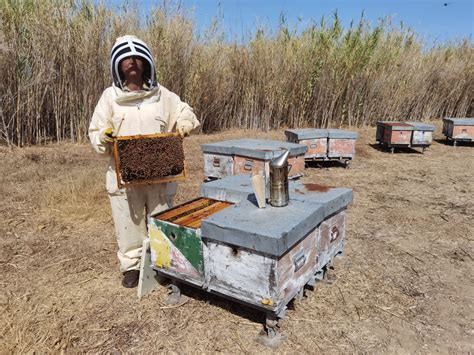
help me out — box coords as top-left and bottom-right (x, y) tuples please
(327, 129), (359, 139)
(291, 184), (353, 218)
(231, 139), (307, 159)
(443, 118), (474, 126)
(200, 174), (298, 203)
(285, 129), (329, 139)
(201, 140), (236, 155)
(404, 122), (436, 131)
(376, 121), (414, 130)
(200, 176), (353, 218)
(202, 139), (307, 159)
(201, 199), (325, 257)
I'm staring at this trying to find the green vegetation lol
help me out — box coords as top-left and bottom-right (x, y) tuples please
(1, 0), (473, 145)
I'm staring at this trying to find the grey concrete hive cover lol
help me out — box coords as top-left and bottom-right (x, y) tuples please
(200, 140), (236, 155)
(291, 184), (353, 218)
(327, 129), (359, 139)
(443, 118), (474, 126)
(405, 122), (436, 131)
(200, 176), (353, 218)
(201, 199), (325, 257)
(200, 174), (301, 203)
(201, 139), (307, 159)
(376, 121), (414, 130)
(285, 129), (329, 140)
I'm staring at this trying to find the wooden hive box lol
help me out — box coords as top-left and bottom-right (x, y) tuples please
(113, 133), (187, 188)
(285, 129), (329, 159)
(327, 129), (358, 159)
(149, 197), (233, 286)
(376, 121), (413, 149)
(405, 121), (435, 147)
(198, 175), (352, 314)
(442, 118), (474, 145)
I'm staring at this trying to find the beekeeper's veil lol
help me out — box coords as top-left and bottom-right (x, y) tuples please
(110, 35), (157, 90)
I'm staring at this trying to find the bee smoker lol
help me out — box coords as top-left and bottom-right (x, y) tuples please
(268, 149), (290, 207)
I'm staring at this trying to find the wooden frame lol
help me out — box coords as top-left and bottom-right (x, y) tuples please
(113, 132), (187, 189)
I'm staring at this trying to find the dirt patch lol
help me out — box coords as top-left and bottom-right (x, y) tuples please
(117, 135), (184, 183)
(1, 122), (473, 353)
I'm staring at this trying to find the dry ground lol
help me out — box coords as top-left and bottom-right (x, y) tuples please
(1, 122), (473, 353)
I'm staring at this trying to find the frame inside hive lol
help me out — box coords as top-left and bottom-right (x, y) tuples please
(113, 133), (187, 188)
(154, 197), (233, 229)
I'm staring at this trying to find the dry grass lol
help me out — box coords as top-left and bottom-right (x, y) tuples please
(1, 1), (473, 146)
(1, 123), (473, 352)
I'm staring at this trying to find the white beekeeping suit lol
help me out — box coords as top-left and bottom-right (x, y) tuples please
(89, 35), (200, 282)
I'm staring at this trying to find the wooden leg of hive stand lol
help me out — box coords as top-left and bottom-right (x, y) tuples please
(295, 286), (305, 300)
(256, 313), (287, 348)
(165, 280), (182, 305)
(137, 238), (161, 299)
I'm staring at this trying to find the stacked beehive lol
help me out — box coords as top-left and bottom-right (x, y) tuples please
(201, 139), (307, 180)
(285, 128), (358, 167)
(149, 174), (352, 320)
(375, 121), (435, 153)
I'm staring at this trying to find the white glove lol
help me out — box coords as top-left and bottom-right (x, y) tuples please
(100, 127), (114, 144)
(177, 125), (192, 138)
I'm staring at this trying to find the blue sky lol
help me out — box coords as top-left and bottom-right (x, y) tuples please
(112, 0), (473, 44)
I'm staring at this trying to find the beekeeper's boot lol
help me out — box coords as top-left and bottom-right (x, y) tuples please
(122, 270), (139, 288)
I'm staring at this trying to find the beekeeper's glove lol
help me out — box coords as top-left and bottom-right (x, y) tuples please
(177, 125), (192, 138)
(100, 127), (114, 144)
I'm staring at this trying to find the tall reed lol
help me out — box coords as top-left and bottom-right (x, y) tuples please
(1, 0), (472, 145)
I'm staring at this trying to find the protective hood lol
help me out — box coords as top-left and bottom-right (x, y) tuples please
(110, 35), (158, 91)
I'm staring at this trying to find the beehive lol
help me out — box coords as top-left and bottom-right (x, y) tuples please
(376, 121), (413, 146)
(150, 175), (352, 317)
(201, 139), (307, 180)
(113, 133), (186, 188)
(405, 122), (435, 147)
(200, 184), (351, 314)
(285, 129), (358, 165)
(442, 118), (474, 145)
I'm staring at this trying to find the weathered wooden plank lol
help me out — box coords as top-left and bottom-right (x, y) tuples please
(453, 125), (474, 139)
(203, 153), (234, 179)
(301, 138), (327, 158)
(319, 210), (346, 268)
(173, 201), (232, 228)
(233, 156), (266, 176)
(288, 155), (305, 177)
(206, 241), (278, 307)
(277, 227), (320, 305)
(328, 139), (356, 158)
(155, 198), (214, 221)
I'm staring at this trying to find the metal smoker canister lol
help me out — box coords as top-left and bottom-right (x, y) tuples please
(269, 149), (290, 207)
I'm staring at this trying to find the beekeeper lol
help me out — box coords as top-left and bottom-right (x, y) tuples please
(89, 35), (200, 288)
